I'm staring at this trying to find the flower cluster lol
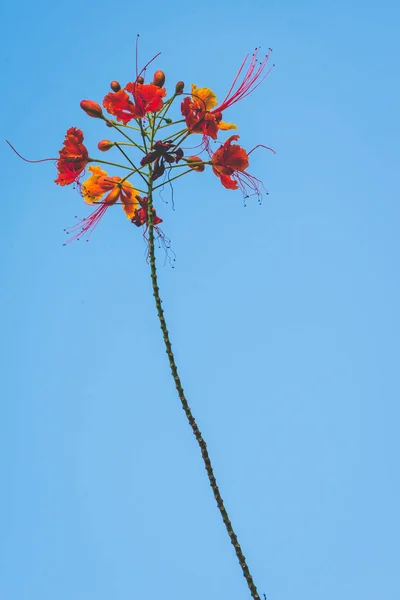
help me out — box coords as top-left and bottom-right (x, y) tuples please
(11, 47), (274, 245)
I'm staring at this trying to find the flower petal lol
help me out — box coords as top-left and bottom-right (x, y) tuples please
(120, 184), (139, 219)
(218, 120), (238, 131)
(191, 85), (218, 111)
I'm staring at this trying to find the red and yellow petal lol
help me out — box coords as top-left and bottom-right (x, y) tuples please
(191, 85), (217, 111)
(81, 166), (117, 204)
(120, 184), (139, 219)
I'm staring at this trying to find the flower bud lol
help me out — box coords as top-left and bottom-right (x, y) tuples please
(153, 70), (165, 87)
(110, 80), (121, 92)
(98, 140), (114, 152)
(175, 81), (184, 94)
(136, 76), (144, 85)
(187, 156), (205, 172)
(80, 100), (104, 119)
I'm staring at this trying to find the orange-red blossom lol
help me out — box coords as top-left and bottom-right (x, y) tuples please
(55, 127), (89, 186)
(211, 135), (253, 191)
(64, 166), (139, 243)
(103, 82), (166, 124)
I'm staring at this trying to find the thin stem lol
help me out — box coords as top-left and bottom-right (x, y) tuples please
(152, 95), (176, 137)
(161, 128), (188, 145)
(88, 158), (133, 170)
(109, 120), (141, 132)
(106, 119), (145, 153)
(146, 183), (261, 600)
(138, 118), (149, 152)
(114, 145), (148, 185)
(170, 130), (191, 150)
(151, 169), (193, 190)
(158, 118), (186, 130)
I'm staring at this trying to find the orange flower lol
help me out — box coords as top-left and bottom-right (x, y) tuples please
(64, 166), (139, 243)
(55, 127), (89, 186)
(211, 135), (263, 197)
(103, 82), (166, 124)
(181, 48), (272, 142)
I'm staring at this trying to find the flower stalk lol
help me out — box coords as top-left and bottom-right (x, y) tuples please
(146, 183), (261, 600)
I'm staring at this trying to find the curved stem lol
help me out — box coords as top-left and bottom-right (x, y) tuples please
(146, 185), (261, 600)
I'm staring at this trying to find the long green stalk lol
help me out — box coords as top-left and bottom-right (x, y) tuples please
(146, 185), (261, 600)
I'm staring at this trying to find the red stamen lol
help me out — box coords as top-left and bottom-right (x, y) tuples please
(6, 140), (57, 163)
(217, 48), (274, 113)
(137, 52), (162, 81)
(135, 34), (139, 80)
(63, 203), (110, 244)
(248, 144), (276, 155)
(235, 171), (267, 201)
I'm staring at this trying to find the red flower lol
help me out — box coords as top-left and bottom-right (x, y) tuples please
(131, 197), (163, 227)
(103, 82), (166, 124)
(211, 135), (263, 197)
(181, 94), (233, 141)
(55, 127), (89, 186)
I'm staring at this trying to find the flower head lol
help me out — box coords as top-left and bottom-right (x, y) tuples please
(55, 127), (89, 186)
(181, 87), (237, 142)
(103, 82), (166, 124)
(211, 135), (263, 198)
(64, 166), (139, 243)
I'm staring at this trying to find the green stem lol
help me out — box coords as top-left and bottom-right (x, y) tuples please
(106, 119), (144, 153)
(88, 158), (133, 170)
(109, 120), (141, 132)
(138, 118), (149, 152)
(152, 95), (176, 136)
(151, 169), (193, 190)
(115, 145), (148, 185)
(158, 118), (186, 130)
(146, 183), (261, 600)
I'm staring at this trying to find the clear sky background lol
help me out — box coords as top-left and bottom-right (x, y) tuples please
(1, 1), (399, 599)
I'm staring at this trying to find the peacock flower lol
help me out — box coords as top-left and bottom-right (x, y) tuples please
(211, 135), (263, 198)
(64, 166), (139, 243)
(55, 127), (89, 186)
(181, 85), (237, 141)
(103, 82), (166, 124)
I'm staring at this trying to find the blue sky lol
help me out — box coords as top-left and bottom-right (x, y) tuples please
(1, 1), (400, 599)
